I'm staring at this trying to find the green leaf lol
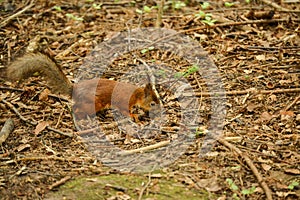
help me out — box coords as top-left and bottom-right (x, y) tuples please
(53, 6), (62, 11)
(66, 13), (84, 21)
(226, 178), (239, 191)
(195, 10), (206, 18)
(241, 186), (256, 195)
(201, 19), (217, 26)
(136, 8), (143, 14)
(148, 46), (155, 50)
(92, 3), (102, 9)
(143, 5), (152, 13)
(201, 2), (210, 10)
(141, 48), (148, 54)
(173, 1), (186, 10)
(288, 181), (299, 190)
(224, 2), (235, 7)
(175, 72), (184, 78)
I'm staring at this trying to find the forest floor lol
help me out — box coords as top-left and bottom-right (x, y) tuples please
(0, 0), (299, 199)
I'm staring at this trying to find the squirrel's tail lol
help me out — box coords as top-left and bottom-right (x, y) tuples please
(7, 53), (73, 96)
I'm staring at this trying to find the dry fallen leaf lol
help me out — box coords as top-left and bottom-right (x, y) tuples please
(197, 176), (222, 192)
(34, 121), (49, 135)
(247, 103), (258, 112)
(260, 111), (274, 122)
(17, 143), (31, 152)
(284, 168), (300, 175)
(39, 88), (50, 101)
(280, 110), (294, 121)
(256, 54), (266, 61)
(261, 163), (272, 171)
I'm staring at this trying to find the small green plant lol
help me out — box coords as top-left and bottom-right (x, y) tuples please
(53, 6), (62, 11)
(288, 181), (299, 190)
(92, 3), (102, 9)
(224, 2), (235, 7)
(195, 10), (206, 18)
(66, 13), (84, 21)
(156, 70), (167, 78)
(195, 11), (217, 26)
(174, 65), (199, 78)
(202, 18), (217, 26)
(241, 186), (256, 195)
(136, 5), (157, 14)
(172, 1), (186, 10)
(226, 178), (256, 199)
(226, 178), (239, 191)
(231, 165), (241, 171)
(245, 0), (251, 3)
(200, 2), (210, 10)
(195, 126), (208, 137)
(140, 46), (155, 54)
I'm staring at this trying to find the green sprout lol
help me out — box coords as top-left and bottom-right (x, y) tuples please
(53, 6), (62, 11)
(241, 186), (256, 195)
(195, 127), (208, 137)
(141, 46), (155, 54)
(195, 11), (217, 26)
(226, 178), (239, 191)
(200, 2), (210, 10)
(195, 10), (206, 18)
(172, 1), (186, 10)
(136, 5), (157, 14)
(66, 13), (84, 21)
(224, 2), (235, 7)
(92, 3), (102, 9)
(175, 65), (199, 78)
(288, 181), (299, 190)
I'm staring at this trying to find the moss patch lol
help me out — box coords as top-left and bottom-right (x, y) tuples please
(45, 173), (213, 199)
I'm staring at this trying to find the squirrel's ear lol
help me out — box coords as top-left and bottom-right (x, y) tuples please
(144, 83), (153, 96)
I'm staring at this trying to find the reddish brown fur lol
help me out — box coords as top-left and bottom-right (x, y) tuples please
(72, 79), (159, 120)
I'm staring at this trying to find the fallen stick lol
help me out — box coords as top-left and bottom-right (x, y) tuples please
(117, 140), (170, 155)
(0, 1), (35, 28)
(217, 138), (273, 200)
(2, 99), (73, 137)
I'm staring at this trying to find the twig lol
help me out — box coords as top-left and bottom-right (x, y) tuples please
(155, 0), (164, 28)
(0, 1), (35, 28)
(1, 99), (73, 137)
(138, 173), (152, 200)
(117, 140), (170, 155)
(0, 86), (69, 102)
(283, 95), (300, 111)
(16, 155), (93, 162)
(56, 38), (86, 59)
(105, 184), (127, 192)
(217, 138), (273, 200)
(196, 88), (300, 97)
(48, 176), (72, 190)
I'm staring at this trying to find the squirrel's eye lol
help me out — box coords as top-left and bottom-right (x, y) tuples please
(150, 101), (156, 107)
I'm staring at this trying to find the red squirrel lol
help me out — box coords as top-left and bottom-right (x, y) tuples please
(7, 53), (160, 121)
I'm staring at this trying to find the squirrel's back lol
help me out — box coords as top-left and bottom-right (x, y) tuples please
(7, 53), (72, 96)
